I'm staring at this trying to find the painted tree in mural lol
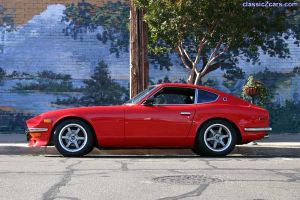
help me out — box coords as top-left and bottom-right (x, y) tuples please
(56, 60), (127, 106)
(62, 1), (129, 58)
(81, 60), (128, 105)
(0, 67), (5, 79)
(135, 0), (300, 84)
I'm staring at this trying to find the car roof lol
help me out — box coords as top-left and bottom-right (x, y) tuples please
(156, 83), (221, 94)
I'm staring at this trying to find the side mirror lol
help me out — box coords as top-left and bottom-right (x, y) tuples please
(143, 97), (155, 106)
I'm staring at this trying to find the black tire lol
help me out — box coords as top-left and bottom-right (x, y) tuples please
(191, 148), (202, 156)
(194, 119), (237, 157)
(53, 119), (95, 157)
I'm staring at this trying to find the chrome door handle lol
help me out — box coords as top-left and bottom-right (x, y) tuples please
(180, 112), (191, 115)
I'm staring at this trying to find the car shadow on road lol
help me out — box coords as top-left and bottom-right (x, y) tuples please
(44, 155), (300, 159)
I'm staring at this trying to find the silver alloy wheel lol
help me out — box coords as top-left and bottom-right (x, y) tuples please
(58, 123), (88, 153)
(203, 123), (232, 152)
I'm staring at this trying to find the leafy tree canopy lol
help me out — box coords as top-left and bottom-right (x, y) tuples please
(135, 0), (300, 84)
(62, 1), (129, 57)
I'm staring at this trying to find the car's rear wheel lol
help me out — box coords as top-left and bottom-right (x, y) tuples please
(194, 119), (237, 157)
(53, 119), (95, 157)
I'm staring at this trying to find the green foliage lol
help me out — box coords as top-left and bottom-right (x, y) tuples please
(93, 1), (129, 32)
(81, 60), (128, 105)
(0, 67), (6, 80)
(293, 66), (300, 74)
(242, 75), (270, 106)
(62, 1), (96, 39)
(6, 71), (34, 79)
(150, 75), (186, 85)
(223, 66), (245, 93)
(203, 79), (217, 88)
(12, 71), (76, 92)
(55, 60), (128, 106)
(62, 1), (130, 57)
(135, 0), (299, 79)
(150, 53), (173, 70)
(37, 71), (71, 80)
(267, 101), (300, 133)
(156, 75), (171, 84)
(253, 67), (299, 98)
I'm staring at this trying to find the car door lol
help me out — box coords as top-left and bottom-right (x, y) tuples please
(124, 86), (196, 147)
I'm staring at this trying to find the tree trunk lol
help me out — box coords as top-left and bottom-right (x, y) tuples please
(194, 73), (202, 85)
(187, 65), (197, 84)
(187, 65), (204, 85)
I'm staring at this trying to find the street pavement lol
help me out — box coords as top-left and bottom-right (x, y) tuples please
(0, 155), (300, 200)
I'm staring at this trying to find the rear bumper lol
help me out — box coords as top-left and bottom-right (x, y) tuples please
(241, 127), (271, 143)
(244, 127), (272, 132)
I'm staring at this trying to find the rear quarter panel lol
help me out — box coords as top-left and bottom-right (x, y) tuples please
(186, 95), (269, 145)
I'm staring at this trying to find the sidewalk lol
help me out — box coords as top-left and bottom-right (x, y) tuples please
(0, 133), (300, 156)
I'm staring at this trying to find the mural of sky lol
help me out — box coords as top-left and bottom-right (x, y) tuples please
(0, 4), (127, 80)
(0, 4), (190, 81)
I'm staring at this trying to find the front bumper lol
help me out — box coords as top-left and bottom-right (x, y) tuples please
(26, 128), (48, 133)
(26, 127), (50, 146)
(26, 128), (49, 141)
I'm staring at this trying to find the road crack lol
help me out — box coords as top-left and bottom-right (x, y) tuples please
(116, 161), (129, 171)
(156, 184), (209, 200)
(42, 160), (81, 200)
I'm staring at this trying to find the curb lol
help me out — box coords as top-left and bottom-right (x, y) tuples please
(0, 144), (300, 157)
(233, 145), (300, 157)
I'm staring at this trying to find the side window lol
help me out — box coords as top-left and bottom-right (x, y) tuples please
(197, 89), (218, 103)
(153, 87), (195, 105)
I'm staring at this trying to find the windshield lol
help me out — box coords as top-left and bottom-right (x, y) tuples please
(125, 86), (157, 104)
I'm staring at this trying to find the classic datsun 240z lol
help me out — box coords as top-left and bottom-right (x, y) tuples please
(26, 83), (271, 157)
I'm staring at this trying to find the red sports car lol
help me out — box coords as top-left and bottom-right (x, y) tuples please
(26, 83), (271, 157)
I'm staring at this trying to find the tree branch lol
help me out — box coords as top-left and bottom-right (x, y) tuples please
(179, 42), (193, 64)
(176, 46), (192, 69)
(200, 46), (229, 79)
(194, 38), (207, 65)
(209, 36), (224, 61)
(202, 59), (226, 77)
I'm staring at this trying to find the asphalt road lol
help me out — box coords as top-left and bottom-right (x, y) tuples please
(0, 155), (300, 200)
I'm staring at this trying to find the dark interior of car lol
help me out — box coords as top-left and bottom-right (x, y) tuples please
(153, 87), (195, 104)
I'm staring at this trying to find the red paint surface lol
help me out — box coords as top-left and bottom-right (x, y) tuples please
(27, 83), (270, 148)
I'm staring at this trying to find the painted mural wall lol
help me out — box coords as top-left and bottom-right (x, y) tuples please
(0, 0), (299, 133)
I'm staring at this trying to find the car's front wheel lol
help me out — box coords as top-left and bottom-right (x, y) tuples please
(194, 120), (237, 157)
(53, 119), (95, 157)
